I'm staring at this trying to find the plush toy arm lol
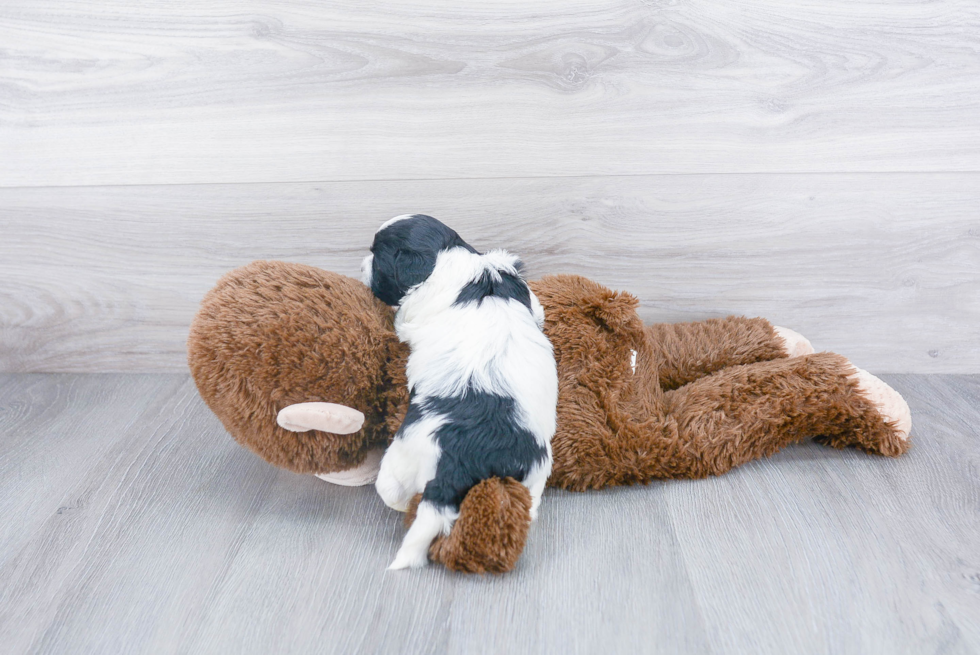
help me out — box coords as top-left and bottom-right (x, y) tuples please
(646, 316), (804, 390)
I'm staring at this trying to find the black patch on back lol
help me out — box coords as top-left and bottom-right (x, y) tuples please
(368, 215), (478, 306)
(396, 389), (548, 511)
(453, 267), (532, 312)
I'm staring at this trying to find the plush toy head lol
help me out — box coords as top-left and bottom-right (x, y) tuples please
(188, 260), (532, 572)
(188, 260), (410, 474)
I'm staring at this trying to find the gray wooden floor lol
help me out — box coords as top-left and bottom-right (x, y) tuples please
(1, 373), (977, 654)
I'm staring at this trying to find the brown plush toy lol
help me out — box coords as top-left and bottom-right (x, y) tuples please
(188, 260), (912, 573)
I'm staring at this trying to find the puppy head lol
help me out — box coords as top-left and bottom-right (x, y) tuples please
(362, 214), (477, 306)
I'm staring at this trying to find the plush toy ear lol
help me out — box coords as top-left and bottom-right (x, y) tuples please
(582, 289), (641, 332)
(276, 403), (380, 485)
(276, 402), (365, 434)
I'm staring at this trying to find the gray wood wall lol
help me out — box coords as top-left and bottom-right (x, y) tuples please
(1, 0), (978, 373)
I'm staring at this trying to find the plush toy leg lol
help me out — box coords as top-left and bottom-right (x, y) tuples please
(657, 353), (911, 478)
(550, 352), (911, 490)
(403, 478), (532, 574)
(645, 317), (792, 390)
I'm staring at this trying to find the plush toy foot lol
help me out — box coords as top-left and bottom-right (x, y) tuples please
(848, 366), (912, 442)
(313, 448), (384, 487)
(773, 326), (815, 358)
(816, 362), (912, 457)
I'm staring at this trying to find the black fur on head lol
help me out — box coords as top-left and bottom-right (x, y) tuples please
(367, 215), (478, 306)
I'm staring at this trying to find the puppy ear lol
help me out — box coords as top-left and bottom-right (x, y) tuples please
(393, 248), (436, 293)
(369, 246), (434, 305)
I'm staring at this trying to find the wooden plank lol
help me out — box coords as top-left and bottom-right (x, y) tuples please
(0, 374), (709, 655)
(0, 375), (284, 653)
(663, 374), (980, 654)
(2, 0), (979, 186)
(1, 374), (977, 653)
(0, 374), (187, 564)
(1, 173), (977, 373)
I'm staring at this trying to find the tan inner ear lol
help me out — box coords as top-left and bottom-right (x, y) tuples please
(276, 402), (365, 434)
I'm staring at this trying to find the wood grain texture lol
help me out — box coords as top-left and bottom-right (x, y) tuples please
(1, 173), (977, 373)
(667, 375), (980, 653)
(2, 0), (979, 186)
(0, 373), (977, 654)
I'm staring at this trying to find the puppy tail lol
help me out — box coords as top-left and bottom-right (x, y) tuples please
(388, 501), (455, 571)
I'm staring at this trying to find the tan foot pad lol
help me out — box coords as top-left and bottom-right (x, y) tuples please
(774, 326), (815, 358)
(277, 402), (365, 435)
(314, 448), (385, 487)
(848, 366), (912, 441)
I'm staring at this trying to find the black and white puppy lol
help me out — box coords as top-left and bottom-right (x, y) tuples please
(362, 215), (558, 570)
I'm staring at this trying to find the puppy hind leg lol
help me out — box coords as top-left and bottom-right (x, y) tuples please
(523, 461), (551, 522)
(388, 501), (456, 570)
(527, 478), (546, 522)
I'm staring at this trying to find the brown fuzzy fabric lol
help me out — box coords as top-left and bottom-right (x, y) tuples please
(404, 478), (532, 573)
(189, 264), (911, 573)
(530, 275), (907, 490)
(188, 261), (409, 474)
(646, 317), (788, 390)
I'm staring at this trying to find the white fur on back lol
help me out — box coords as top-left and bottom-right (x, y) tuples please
(395, 248), (558, 446)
